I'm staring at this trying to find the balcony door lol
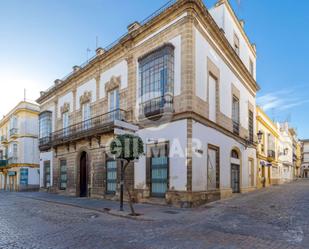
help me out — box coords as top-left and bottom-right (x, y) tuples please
(62, 112), (69, 137)
(108, 88), (119, 120)
(82, 102), (91, 130)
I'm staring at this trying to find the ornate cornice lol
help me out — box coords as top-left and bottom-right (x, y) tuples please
(105, 76), (121, 92)
(60, 103), (70, 114)
(80, 91), (92, 105)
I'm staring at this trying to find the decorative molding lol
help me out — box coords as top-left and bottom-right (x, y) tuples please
(80, 91), (92, 105)
(60, 103), (70, 114)
(105, 76), (121, 92)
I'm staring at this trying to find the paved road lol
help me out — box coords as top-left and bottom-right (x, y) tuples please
(1, 180), (309, 249)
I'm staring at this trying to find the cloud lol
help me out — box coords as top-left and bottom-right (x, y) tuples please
(257, 87), (309, 112)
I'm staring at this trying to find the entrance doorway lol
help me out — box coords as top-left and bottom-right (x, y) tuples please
(80, 152), (88, 197)
(231, 164), (240, 193)
(231, 149), (240, 193)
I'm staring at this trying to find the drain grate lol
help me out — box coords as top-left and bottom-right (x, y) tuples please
(163, 210), (179, 214)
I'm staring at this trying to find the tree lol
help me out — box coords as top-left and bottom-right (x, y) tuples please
(109, 134), (144, 216)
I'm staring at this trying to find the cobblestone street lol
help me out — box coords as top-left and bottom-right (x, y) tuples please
(1, 180), (309, 249)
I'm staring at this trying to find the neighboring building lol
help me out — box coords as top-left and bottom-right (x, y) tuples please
(256, 107), (279, 187)
(289, 128), (301, 178)
(0, 101), (40, 191)
(301, 140), (309, 178)
(36, 0), (259, 207)
(277, 122), (294, 183)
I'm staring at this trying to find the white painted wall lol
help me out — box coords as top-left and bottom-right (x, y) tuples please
(18, 137), (39, 165)
(192, 121), (256, 191)
(99, 60), (128, 99)
(28, 167), (40, 185)
(135, 120), (187, 191)
(39, 151), (53, 187)
(195, 27), (256, 130)
(209, 3), (256, 79)
(76, 79), (97, 110)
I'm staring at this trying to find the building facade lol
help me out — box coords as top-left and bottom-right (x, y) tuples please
(37, 0), (259, 207)
(277, 123), (294, 183)
(0, 101), (40, 191)
(256, 107), (279, 187)
(301, 140), (309, 178)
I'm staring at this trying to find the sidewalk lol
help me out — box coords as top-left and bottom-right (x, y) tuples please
(12, 191), (192, 221)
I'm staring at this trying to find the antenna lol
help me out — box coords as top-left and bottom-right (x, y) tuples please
(86, 48), (91, 62)
(24, 88), (26, 101)
(96, 36), (99, 49)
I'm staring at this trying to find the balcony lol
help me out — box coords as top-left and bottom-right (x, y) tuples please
(51, 109), (135, 147)
(9, 128), (18, 138)
(233, 121), (240, 135)
(39, 136), (52, 151)
(139, 94), (173, 120)
(0, 135), (8, 144)
(267, 150), (276, 162)
(8, 156), (18, 165)
(0, 160), (7, 168)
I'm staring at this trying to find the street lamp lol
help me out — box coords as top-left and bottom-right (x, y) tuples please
(257, 130), (263, 144)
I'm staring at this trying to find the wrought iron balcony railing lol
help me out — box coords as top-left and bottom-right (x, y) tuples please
(8, 156), (18, 165)
(139, 94), (173, 118)
(51, 109), (126, 146)
(9, 128), (18, 137)
(233, 121), (240, 135)
(39, 136), (52, 151)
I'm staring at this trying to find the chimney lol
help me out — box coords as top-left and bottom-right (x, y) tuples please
(96, 47), (105, 56)
(40, 91), (45, 96)
(54, 79), (63, 86)
(73, 65), (81, 72)
(239, 20), (245, 28)
(127, 21), (141, 33)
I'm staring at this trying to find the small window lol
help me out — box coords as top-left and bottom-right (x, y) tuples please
(231, 150), (239, 159)
(249, 59), (254, 76)
(232, 96), (240, 135)
(248, 110), (254, 143)
(60, 159), (67, 190)
(233, 33), (240, 55)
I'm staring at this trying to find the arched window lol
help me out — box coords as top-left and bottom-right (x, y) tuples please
(231, 149), (239, 159)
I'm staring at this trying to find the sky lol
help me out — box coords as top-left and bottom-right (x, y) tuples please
(0, 0), (308, 138)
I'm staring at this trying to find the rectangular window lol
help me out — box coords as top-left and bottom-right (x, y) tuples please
(248, 110), (254, 143)
(60, 159), (67, 190)
(20, 168), (28, 185)
(232, 96), (240, 135)
(39, 111), (52, 139)
(207, 145), (220, 190)
(208, 74), (217, 123)
(248, 159), (254, 187)
(233, 33), (240, 55)
(249, 59), (254, 76)
(44, 161), (51, 188)
(106, 160), (117, 194)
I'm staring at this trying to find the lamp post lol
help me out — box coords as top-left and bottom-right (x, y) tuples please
(257, 130), (263, 144)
